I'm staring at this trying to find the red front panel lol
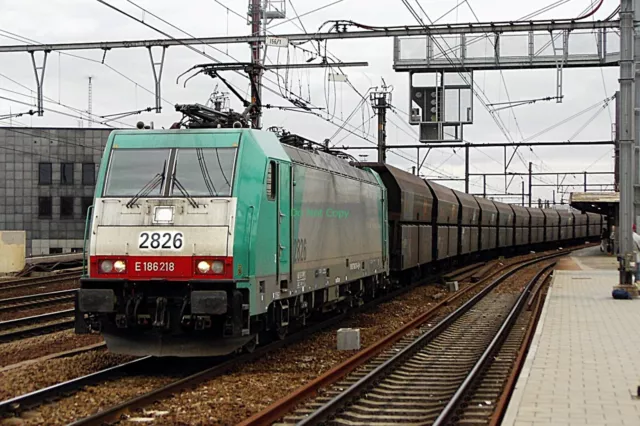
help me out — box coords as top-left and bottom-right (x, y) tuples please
(89, 255), (233, 280)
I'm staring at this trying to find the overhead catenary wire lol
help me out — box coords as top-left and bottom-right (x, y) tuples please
(399, 0), (541, 192)
(212, 0), (376, 149)
(0, 28), (175, 111)
(0, 83), (136, 129)
(101, 0), (376, 144)
(280, 1), (374, 142)
(0, 95), (120, 129)
(465, 0), (614, 184)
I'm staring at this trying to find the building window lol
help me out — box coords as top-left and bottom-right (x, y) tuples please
(81, 197), (93, 218)
(61, 196), (74, 218)
(38, 196), (52, 218)
(49, 248), (63, 254)
(82, 163), (95, 185)
(71, 247), (83, 253)
(39, 163), (52, 185)
(61, 163), (74, 185)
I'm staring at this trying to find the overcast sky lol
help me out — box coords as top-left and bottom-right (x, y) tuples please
(0, 0), (621, 203)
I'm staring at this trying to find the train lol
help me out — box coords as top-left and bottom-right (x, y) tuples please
(74, 107), (603, 357)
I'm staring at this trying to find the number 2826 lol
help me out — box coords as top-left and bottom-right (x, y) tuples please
(138, 231), (184, 250)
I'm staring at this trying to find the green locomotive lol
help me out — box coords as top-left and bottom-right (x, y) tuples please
(75, 114), (389, 356)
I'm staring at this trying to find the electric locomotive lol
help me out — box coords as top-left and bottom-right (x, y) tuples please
(75, 104), (390, 356)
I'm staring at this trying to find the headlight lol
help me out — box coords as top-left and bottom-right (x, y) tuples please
(113, 260), (126, 273)
(100, 260), (113, 273)
(197, 260), (211, 273)
(153, 206), (174, 224)
(211, 260), (224, 274)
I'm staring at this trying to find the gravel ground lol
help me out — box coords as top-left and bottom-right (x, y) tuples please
(0, 281), (78, 299)
(493, 259), (556, 294)
(0, 302), (74, 322)
(0, 349), (134, 401)
(139, 253), (565, 425)
(6, 278), (451, 425)
(18, 376), (178, 426)
(0, 330), (103, 368)
(120, 253), (564, 425)
(1, 248), (575, 425)
(0, 317), (74, 340)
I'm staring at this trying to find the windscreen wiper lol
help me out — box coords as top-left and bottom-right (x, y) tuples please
(126, 161), (166, 208)
(196, 148), (217, 196)
(172, 177), (199, 208)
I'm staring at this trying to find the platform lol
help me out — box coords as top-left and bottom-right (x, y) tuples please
(503, 246), (640, 425)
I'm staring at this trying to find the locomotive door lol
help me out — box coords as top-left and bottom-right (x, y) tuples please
(277, 162), (292, 292)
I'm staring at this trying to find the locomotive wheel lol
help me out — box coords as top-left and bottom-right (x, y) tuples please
(275, 325), (288, 340)
(243, 336), (257, 353)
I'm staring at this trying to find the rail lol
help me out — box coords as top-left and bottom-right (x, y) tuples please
(433, 261), (556, 425)
(0, 357), (151, 416)
(0, 309), (75, 342)
(0, 271), (81, 291)
(64, 262), (489, 425)
(0, 289), (76, 313)
(488, 269), (554, 426)
(295, 252), (564, 425)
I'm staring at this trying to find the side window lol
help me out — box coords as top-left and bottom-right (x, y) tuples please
(82, 163), (96, 185)
(266, 160), (277, 200)
(39, 163), (52, 185)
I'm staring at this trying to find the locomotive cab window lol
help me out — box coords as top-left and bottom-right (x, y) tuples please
(104, 147), (237, 198)
(104, 148), (170, 197)
(170, 148), (236, 197)
(266, 160), (277, 200)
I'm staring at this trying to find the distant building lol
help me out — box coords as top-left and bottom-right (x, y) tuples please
(0, 127), (111, 255)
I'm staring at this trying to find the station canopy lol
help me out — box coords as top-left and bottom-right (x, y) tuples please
(569, 192), (618, 215)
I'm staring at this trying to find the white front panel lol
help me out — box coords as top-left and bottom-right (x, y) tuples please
(90, 197), (237, 257)
(95, 226), (230, 256)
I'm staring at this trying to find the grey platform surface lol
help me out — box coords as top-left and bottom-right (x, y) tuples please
(502, 247), (640, 426)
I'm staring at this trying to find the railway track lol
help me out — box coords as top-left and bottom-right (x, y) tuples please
(0, 309), (75, 343)
(442, 261), (487, 283)
(0, 357), (153, 417)
(0, 342), (107, 374)
(241, 251), (564, 426)
(0, 250), (568, 425)
(432, 263), (555, 426)
(0, 271), (81, 292)
(0, 289), (76, 314)
(454, 267), (554, 426)
(0, 261), (491, 425)
(70, 253), (562, 425)
(0, 304), (356, 424)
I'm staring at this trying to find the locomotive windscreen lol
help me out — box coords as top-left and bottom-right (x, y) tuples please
(104, 147), (237, 197)
(171, 148), (236, 196)
(104, 148), (169, 197)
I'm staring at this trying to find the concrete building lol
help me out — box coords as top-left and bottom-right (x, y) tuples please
(0, 127), (111, 255)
